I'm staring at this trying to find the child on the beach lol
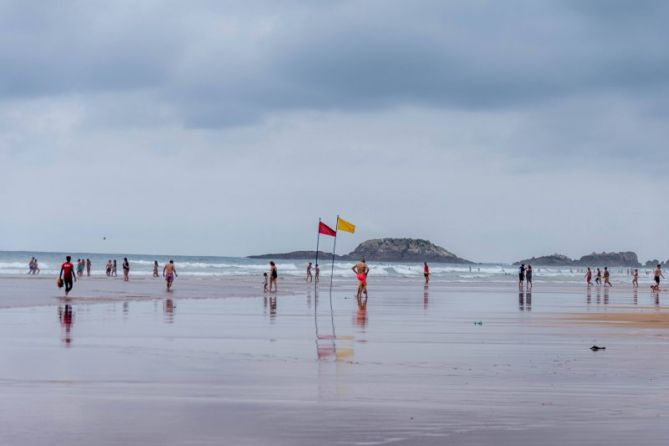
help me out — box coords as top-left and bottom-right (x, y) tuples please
(651, 264), (664, 291)
(595, 268), (602, 286)
(632, 269), (639, 288)
(263, 272), (268, 292)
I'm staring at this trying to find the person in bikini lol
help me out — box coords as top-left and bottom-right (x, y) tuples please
(306, 262), (313, 283)
(352, 258), (369, 299)
(632, 269), (639, 288)
(163, 260), (177, 291)
(423, 262), (430, 284)
(585, 267), (593, 286)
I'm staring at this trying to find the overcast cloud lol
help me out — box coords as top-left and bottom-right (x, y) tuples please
(1, 0), (668, 263)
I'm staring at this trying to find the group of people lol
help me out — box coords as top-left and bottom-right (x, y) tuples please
(56, 256), (179, 295)
(263, 261), (279, 292)
(585, 267), (613, 287)
(75, 259), (91, 277)
(518, 264), (533, 289)
(306, 262), (320, 283)
(585, 265), (665, 290)
(28, 257), (40, 274)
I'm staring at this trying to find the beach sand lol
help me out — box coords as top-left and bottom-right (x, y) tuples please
(1, 276), (669, 445)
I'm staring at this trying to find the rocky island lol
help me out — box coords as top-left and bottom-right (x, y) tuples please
(514, 251), (641, 267)
(249, 238), (472, 264)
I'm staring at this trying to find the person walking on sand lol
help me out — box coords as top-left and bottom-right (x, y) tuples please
(603, 267), (612, 287)
(28, 257), (35, 274)
(153, 261), (159, 278)
(595, 268), (602, 286)
(59, 256), (77, 296)
(352, 258), (369, 299)
(76, 259), (84, 278)
(632, 268), (639, 288)
(112, 259), (117, 277)
(518, 264), (525, 288)
(424, 262), (430, 284)
(526, 265), (533, 290)
(163, 260), (177, 291)
(122, 258), (130, 281)
(307, 262), (313, 283)
(585, 267), (593, 286)
(86, 258), (91, 277)
(652, 264), (664, 291)
(269, 261), (278, 292)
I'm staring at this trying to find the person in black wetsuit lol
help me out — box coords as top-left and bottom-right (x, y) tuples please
(518, 264), (525, 288)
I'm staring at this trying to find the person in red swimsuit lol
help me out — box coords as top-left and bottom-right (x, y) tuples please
(424, 262), (430, 284)
(59, 256), (77, 296)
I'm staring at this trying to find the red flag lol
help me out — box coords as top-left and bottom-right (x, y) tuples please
(319, 222), (337, 237)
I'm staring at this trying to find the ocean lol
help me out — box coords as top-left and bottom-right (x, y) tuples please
(0, 251), (645, 284)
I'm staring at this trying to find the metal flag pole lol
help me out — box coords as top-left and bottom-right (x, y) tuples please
(327, 215), (339, 342)
(314, 218), (321, 295)
(329, 215), (339, 293)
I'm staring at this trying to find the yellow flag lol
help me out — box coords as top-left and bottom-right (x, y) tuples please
(338, 217), (356, 233)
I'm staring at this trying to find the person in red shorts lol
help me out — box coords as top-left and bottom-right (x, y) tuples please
(59, 256), (77, 296)
(424, 262), (430, 284)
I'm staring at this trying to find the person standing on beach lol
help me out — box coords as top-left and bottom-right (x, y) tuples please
(163, 260), (177, 291)
(34, 258), (40, 274)
(652, 264), (664, 291)
(603, 267), (612, 287)
(28, 257), (35, 274)
(307, 262), (313, 283)
(526, 265), (533, 290)
(153, 261), (159, 278)
(518, 264), (525, 288)
(86, 258), (91, 277)
(59, 256), (77, 296)
(122, 258), (130, 281)
(112, 260), (117, 277)
(585, 267), (593, 286)
(315, 264), (320, 283)
(269, 261), (278, 292)
(423, 262), (430, 284)
(352, 258), (369, 299)
(263, 272), (269, 292)
(76, 259), (84, 278)
(632, 269), (639, 288)
(106, 260), (112, 277)
(595, 268), (602, 286)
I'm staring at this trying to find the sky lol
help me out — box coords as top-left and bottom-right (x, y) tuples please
(1, 0), (668, 263)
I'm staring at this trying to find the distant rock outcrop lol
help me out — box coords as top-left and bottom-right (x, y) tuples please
(342, 238), (472, 263)
(513, 254), (573, 266)
(575, 252), (640, 267)
(514, 251), (641, 267)
(249, 238), (472, 264)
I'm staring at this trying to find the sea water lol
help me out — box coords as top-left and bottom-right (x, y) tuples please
(0, 251), (645, 284)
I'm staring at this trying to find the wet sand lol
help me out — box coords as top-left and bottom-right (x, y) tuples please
(1, 277), (669, 445)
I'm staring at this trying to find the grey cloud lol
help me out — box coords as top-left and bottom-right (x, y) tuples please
(1, 1), (669, 127)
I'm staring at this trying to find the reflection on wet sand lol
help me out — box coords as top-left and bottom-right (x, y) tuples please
(164, 298), (175, 323)
(586, 287), (591, 305)
(604, 287), (609, 305)
(355, 296), (368, 329)
(518, 291), (531, 311)
(423, 284), (429, 309)
(58, 303), (74, 346)
(633, 289), (638, 305)
(269, 295), (277, 321)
